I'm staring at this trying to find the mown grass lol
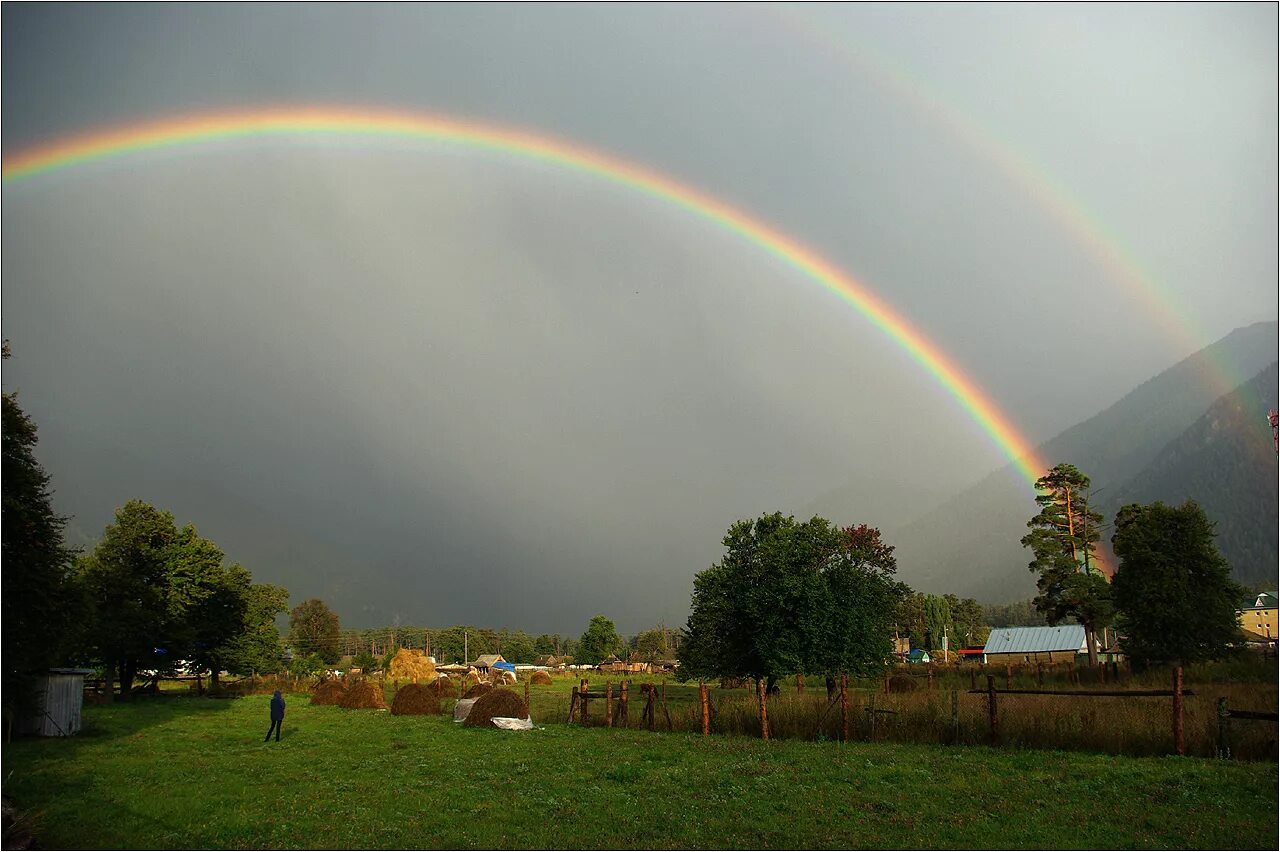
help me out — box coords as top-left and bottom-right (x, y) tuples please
(3, 694), (1276, 849)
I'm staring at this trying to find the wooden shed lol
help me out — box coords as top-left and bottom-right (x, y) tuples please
(19, 668), (96, 737)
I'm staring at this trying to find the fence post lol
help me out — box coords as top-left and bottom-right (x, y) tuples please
(1005, 664), (1012, 691)
(1172, 666), (1184, 756)
(951, 688), (960, 744)
(987, 675), (998, 745)
(840, 673), (849, 743)
(662, 680), (672, 730)
(567, 691), (577, 724)
(869, 691), (877, 742)
(580, 679), (590, 727)
(1216, 696), (1231, 760)
(758, 678), (770, 741)
(796, 673), (804, 695)
(646, 684), (656, 732)
(606, 681), (613, 728)
(699, 680), (710, 736)
(1035, 663), (1043, 689)
(969, 669), (976, 691)
(620, 680), (629, 727)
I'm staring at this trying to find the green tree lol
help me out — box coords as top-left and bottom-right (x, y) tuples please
(288, 599), (341, 664)
(811, 524), (901, 680)
(630, 628), (672, 662)
(1022, 463), (1110, 665)
(947, 596), (990, 648)
(2, 343), (81, 721)
(680, 514), (899, 691)
(219, 584), (289, 676)
(498, 630), (535, 663)
(893, 588), (927, 649)
(924, 594), (953, 655)
(288, 653), (325, 679)
(577, 615), (622, 666)
(351, 650), (378, 674)
(1111, 501), (1245, 666)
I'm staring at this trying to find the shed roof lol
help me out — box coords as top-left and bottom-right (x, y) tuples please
(471, 654), (505, 667)
(983, 625), (1086, 655)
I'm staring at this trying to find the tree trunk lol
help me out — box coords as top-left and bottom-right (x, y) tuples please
(210, 670), (220, 689)
(102, 658), (116, 704)
(119, 661), (135, 698)
(1085, 623), (1099, 668)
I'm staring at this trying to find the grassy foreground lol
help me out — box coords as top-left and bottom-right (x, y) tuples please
(4, 694), (1276, 850)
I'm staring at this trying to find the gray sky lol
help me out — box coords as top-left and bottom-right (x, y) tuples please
(3, 3), (1275, 632)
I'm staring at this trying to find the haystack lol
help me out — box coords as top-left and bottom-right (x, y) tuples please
(886, 674), (918, 693)
(462, 669), (482, 689)
(431, 675), (456, 697)
(491, 670), (517, 686)
(310, 679), (347, 706)
(390, 683), (443, 716)
(463, 683), (492, 700)
(530, 670), (553, 686)
(463, 688), (528, 728)
(340, 680), (388, 710)
(387, 648), (437, 682)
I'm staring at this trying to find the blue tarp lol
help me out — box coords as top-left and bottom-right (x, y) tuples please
(493, 662), (516, 674)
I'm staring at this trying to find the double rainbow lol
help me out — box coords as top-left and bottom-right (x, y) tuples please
(3, 106), (1053, 492)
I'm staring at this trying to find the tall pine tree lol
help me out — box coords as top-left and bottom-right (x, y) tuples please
(1022, 463), (1111, 666)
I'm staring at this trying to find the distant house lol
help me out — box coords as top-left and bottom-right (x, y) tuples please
(982, 625), (1095, 664)
(1238, 592), (1278, 643)
(470, 654), (505, 672)
(533, 655), (565, 669)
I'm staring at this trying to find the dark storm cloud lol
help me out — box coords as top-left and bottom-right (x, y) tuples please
(3, 4), (1274, 630)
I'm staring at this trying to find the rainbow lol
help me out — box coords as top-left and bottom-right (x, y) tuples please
(3, 106), (1053, 488)
(764, 5), (1241, 398)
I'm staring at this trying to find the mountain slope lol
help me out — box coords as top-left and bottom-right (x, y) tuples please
(887, 321), (1278, 600)
(1107, 362), (1278, 587)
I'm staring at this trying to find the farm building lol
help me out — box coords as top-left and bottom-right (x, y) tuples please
(17, 668), (96, 737)
(533, 655), (566, 669)
(982, 625), (1094, 663)
(469, 654), (506, 672)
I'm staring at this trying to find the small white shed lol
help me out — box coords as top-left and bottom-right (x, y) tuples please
(20, 668), (96, 737)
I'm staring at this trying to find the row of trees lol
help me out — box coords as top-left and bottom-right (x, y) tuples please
(1024, 463), (1245, 666)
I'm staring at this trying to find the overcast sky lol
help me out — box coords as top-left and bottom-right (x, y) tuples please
(3, 3), (1275, 632)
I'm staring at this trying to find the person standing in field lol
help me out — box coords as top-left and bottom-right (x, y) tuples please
(265, 690), (285, 742)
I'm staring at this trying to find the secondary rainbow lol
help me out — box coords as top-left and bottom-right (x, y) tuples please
(3, 106), (1050, 485)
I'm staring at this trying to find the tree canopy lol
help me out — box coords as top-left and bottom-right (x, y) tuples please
(679, 513), (902, 688)
(1111, 500), (1245, 666)
(2, 343), (81, 719)
(288, 598), (341, 664)
(577, 615), (622, 665)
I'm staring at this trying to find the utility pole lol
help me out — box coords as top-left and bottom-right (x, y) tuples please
(464, 630), (468, 665)
(1269, 409), (1278, 454)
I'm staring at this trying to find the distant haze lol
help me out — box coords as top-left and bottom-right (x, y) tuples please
(3, 5), (1275, 632)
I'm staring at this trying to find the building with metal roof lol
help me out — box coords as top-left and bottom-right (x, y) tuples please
(982, 625), (1090, 663)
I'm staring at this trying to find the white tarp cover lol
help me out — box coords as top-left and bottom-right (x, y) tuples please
(452, 698), (478, 722)
(490, 717), (533, 731)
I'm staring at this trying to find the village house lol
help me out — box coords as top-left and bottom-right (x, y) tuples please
(1237, 592), (1278, 644)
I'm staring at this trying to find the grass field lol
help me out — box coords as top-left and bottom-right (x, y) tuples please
(4, 693), (1277, 849)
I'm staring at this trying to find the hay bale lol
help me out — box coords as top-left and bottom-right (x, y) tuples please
(390, 683), (443, 716)
(387, 648), (437, 682)
(310, 679), (347, 706)
(887, 674), (918, 693)
(431, 675), (455, 696)
(530, 670), (553, 686)
(463, 683), (492, 700)
(492, 670), (517, 686)
(340, 680), (388, 710)
(463, 688), (528, 728)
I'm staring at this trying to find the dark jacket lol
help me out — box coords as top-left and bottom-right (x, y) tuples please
(270, 691), (286, 721)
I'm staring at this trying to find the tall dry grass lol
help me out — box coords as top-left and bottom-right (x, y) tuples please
(530, 659), (1277, 761)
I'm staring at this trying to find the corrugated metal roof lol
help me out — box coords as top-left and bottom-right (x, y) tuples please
(983, 625), (1085, 655)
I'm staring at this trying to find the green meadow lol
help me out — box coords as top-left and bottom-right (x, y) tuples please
(3, 693), (1276, 850)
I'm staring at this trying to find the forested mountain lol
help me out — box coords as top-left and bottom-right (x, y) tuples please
(886, 322), (1278, 601)
(1105, 362), (1277, 587)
